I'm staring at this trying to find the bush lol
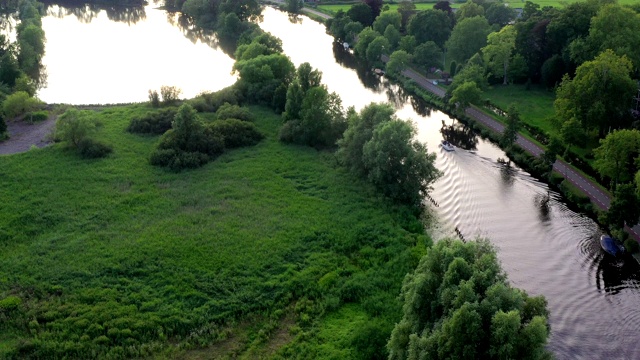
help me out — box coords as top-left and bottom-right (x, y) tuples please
(24, 110), (48, 123)
(210, 119), (264, 148)
(2, 91), (43, 119)
(77, 138), (113, 159)
(215, 103), (254, 121)
(149, 149), (210, 172)
(54, 108), (97, 148)
(624, 238), (639, 254)
(127, 108), (177, 134)
(149, 148), (177, 167)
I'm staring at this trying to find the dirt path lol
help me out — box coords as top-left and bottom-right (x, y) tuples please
(0, 116), (57, 155)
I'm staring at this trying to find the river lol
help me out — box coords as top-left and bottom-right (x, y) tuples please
(38, 4), (640, 359)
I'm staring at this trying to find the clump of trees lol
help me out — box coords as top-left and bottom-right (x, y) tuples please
(148, 85), (182, 108)
(54, 108), (113, 159)
(149, 103), (263, 171)
(388, 239), (551, 360)
(279, 62), (346, 147)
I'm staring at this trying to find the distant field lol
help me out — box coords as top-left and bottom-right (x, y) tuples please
(317, 0), (640, 14)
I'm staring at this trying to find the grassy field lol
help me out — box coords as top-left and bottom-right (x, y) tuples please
(482, 84), (556, 135)
(0, 104), (429, 358)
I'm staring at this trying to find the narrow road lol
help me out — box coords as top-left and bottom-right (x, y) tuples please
(400, 65), (640, 241)
(0, 116), (57, 155)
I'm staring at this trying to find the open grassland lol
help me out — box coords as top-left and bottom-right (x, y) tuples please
(482, 84), (556, 135)
(0, 104), (428, 358)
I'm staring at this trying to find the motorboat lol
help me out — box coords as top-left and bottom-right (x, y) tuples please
(600, 235), (625, 257)
(441, 140), (455, 151)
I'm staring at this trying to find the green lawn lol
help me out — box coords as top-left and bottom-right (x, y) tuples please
(0, 104), (427, 358)
(482, 84), (556, 135)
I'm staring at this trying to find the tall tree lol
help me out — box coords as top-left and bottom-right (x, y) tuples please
(354, 27), (380, 57)
(446, 16), (491, 65)
(363, 0), (383, 19)
(347, 2), (373, 26)
(413, 41), (443, 70)
(366, 36), (390, 66)
(388, 239), (551, 360)
(485, 3), (516, 28)
(408, 9), (452, 48)
(386, 50), (412, 76)
(593, 129), (640, 186)
(607, 183), (640, 229)
(362, 119), (441, 205)
(501, 104), (521, 149)
(482, 25), (517, 85)
(397, 0), (416, 31)
(554, 50), (636, 137)
(449, 81), (482, 113)
(456, 0), (484, 22)
(372, 10), (401, 34)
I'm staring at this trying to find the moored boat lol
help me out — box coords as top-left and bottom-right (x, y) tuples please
(600, 234), (625, 257)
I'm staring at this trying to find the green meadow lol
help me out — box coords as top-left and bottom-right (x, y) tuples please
(0, 104), (428, 358)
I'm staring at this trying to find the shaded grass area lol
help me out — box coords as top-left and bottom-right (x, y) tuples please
(0, 104), (427, 358)
(482, 84), (556, 135)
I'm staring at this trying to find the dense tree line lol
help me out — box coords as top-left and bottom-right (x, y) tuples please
(0, 0), (47, 138)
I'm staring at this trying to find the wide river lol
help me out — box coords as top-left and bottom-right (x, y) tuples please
(37, 4), (640, 359)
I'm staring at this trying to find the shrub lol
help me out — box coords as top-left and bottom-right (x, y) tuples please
(2, 91), (43, 119)
(54, 108), (97, 148)
(77, 138), (113, 159)
(127, 108), (177, 134)
(0, 295), (21, 312)
(148, 89), (160, 108)
(192, 86), (243, 113)
(209, 119), (264, 148)
(215, 103), (254, 121)
(149, 148), (177, 167)
(24, 110), (48, 123)
(624, 238), (640, 254)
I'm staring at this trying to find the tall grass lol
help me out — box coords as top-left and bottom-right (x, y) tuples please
(0, 104), (429, 358)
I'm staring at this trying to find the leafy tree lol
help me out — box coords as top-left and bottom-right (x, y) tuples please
(383, 24), (401, 50)
(485, 3), (516, 28)
(363, 119), (441, 205)
(286, 0), (302, 13)
(397, 0), (416, 31)
(540, 54), (565, 88)
(280, 86), (345, 147)
(559, 117), (586, 153)
(398, 35), (417, 53)
(347, 3), (373, 27)
(449, 81), (482, 112)
(160, 85), (182, 105)
(482, 25), (516, 85)
(386, 50), (412, 76)
(54, 108), (98, 148)
(446, 16), (491, 65)
(434, 0), (454, 26)
(456, 0), (485, 22)
(546, 0), (601, 58)
(554, 50), (635, 137)
(448, 63), (487, 95)
(337, 103), (396, 177)
(521, 1), (541, 21)
(0, 52), (21, 88)
(354, 27), (380, 57)
(373, 10), (401, 34)
(388, 239), (551, 360)
(408, 10), (452, 48)
(363, 0), (383, 19)
(327, 10), (351, 41)
(233, 53), (295, 106)
(366, 36), (390, 66)
(16, 22), (45, 79)
(413, 41), (443, 70)
(283, 62), (322, 121)
(344, 21), (364, 44)
(501, 104), (521, 149)
(606, 183), (640, 229)
(593, 129), (640, 186)
(572, 4), (640, 68)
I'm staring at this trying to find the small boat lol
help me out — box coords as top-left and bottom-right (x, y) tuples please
(600, 235), (626, 257)
(373, 68), (385, 76)
(441, 140), (454, 151)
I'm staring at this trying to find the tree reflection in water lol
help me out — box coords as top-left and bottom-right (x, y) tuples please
(42, 0), (146, 24)
(596, 253), (640, 295)
(439, 120), (478, 151)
